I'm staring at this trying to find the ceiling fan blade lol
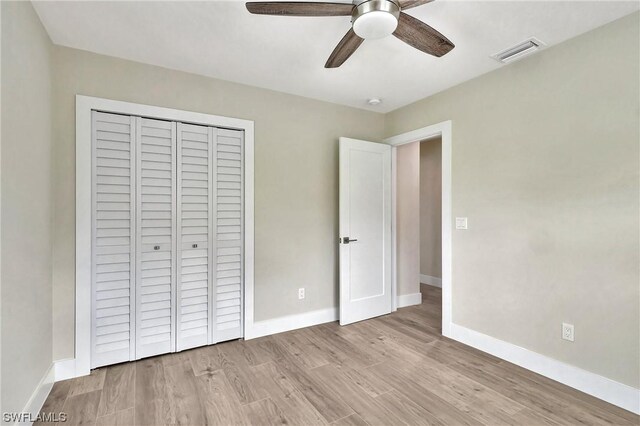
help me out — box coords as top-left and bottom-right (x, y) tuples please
(393, 12), (454, 57)
(398, 0), (435, 10)
(246, 2), (353, 16)
(325, 28), (364, 68)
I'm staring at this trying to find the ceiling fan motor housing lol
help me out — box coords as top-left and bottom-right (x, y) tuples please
(351, 0), (401, 40)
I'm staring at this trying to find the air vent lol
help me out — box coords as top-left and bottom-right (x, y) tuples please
(492, 38), (545, 63)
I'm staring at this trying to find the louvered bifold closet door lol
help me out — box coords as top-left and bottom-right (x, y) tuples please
(135, 117), (177, 359)
(91, 111), (136, 369)
(214, 129), (244, 342)
(176, 123), (214, 351)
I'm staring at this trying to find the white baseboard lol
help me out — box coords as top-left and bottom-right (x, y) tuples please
(15, 363), (55, 425)
(54, 358), (78, 381)
(449, 323), (640, 415)
(397, 292), (422, 308)
(245, 307), (338, 340)
(247, 295), (426, 340)
(420, 274), (442, 288)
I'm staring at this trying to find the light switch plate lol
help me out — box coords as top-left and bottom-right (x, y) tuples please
(456, 217), (468, 230)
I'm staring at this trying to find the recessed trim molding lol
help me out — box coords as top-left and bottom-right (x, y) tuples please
(450, 323), (640, 414)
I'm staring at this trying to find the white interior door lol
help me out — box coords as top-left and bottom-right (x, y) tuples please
(213, 128), (244, 342)
(339, 137), (392, 325)
(135, 117), (177, 359)
(91, 111), (136, 368)
(176, 123), (214, 351)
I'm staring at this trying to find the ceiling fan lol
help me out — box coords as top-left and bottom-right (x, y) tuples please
(245, 0), (454, 68)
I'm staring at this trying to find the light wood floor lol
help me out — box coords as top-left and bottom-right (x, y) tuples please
(38, 285), (639, 426)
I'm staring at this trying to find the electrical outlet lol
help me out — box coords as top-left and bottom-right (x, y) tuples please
(562, 323), (574, 342)
(298, 288), (305, 300)
(456, 217), (468, 230)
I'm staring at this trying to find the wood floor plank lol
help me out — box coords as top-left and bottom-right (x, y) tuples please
(39, 379), (72, 414)
(406, 359), (527, 416)
(314, 325), (382, 367)
(374, 390), (445, 426)
(254, 362), (328, 425)
(299, 327), (374, 370)
(424, 345), (634, 425)
(218, 339), (254, 368)
(330, 413), (369, 426)
(135, 356), (173, 426)
(508, 408), (560, 425)
(273, 329), (330, 369)
(196, 370), (251, 425)
(164, 360), (207, 425)
(96, 362), (135, 417)
(280, 364), (355, 423)
(67, 369), (106, 397)
(342, 320), (428, 365)
(242, 398), (289, 426)
(264, 343), (355, 423)
(334, 363), (394, 398)
(310, 363), (404, 426)
(189, 344), (226, 376)
(61, 389), (102, 426)
(366, 361), (483, 426)
(96, 407), (135, 426)
(224, 364), (271, 405)
(160, 349), (191, 367)
(237, 336), (274, 367)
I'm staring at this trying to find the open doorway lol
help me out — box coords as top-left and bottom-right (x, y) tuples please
(388, 121), (452, 337)
(395, 137), (442, 330)
(418, 137), (443, 326)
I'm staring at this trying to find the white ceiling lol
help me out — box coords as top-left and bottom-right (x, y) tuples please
(33, 0), (639, 112)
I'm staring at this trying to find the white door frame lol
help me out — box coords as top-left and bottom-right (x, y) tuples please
(72, 95), (255, 379)
(384, 120), (453, 337)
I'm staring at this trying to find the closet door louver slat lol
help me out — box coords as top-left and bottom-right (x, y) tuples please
(91, 111), (136, 368)
(214, 129), (244, 342)
(176, 123), (214, 350)
(135, 117), (177, 359)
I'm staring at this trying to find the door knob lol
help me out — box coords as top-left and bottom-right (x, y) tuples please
(342, 237), (358, 244)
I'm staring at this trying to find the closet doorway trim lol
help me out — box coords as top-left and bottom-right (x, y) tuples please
(75, 95), (255, 379)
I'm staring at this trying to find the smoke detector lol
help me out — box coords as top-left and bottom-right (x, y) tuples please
(491, 37), (545, 64)
(367, 98), (382, 106)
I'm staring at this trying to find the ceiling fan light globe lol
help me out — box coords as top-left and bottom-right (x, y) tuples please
(353, 11), (398, 39)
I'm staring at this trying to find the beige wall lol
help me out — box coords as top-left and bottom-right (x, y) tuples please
(420, 138), (442, 279)
(386, 12), (640, 387)
(51, 47), (385, 360)
(396, 142), (420, 297)
(1, 1), (53, 414)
